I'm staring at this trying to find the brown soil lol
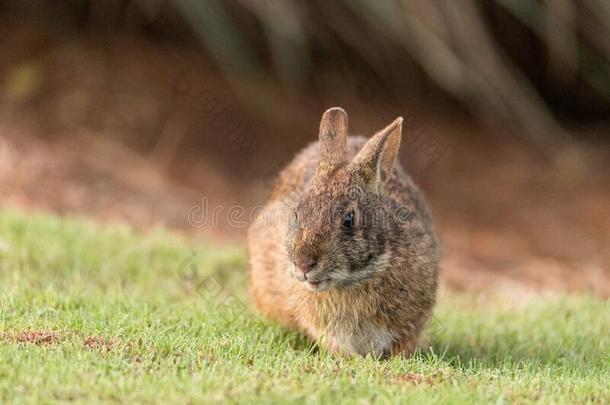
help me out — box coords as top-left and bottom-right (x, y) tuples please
(2, 331), (63, 346)
(393, 372), (436, 386)
(1, 330), (119, 351)
(16, 331), (62, 345)
(84, 336), (115, 352)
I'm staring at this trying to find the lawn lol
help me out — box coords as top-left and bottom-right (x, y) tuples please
(0, 210), (608, 404)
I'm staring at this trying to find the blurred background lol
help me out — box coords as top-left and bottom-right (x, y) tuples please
(0, 0), (608, 296)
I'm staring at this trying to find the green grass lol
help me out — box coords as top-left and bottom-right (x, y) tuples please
(0, 210), (608, 404)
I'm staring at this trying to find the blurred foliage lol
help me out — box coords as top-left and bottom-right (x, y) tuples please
(2, 62), (43, 102)
(1, 0), (609, 147)
(172, 0), (610, 146)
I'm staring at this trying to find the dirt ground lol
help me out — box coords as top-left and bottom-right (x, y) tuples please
(1, 21), (609, 298)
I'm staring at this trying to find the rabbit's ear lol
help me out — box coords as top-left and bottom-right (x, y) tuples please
(350, 117), (402, 189)
(318, 107), (348, 172)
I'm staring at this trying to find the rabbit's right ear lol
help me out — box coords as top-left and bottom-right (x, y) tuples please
(349, 117), (402, 193)
(318, 107), (348, 173)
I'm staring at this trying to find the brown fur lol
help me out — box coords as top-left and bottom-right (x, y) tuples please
(248, 108), (439, 357)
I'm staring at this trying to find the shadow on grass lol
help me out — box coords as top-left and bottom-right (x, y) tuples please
(261, 317), (598, 371)
(418, 333), (594, 372)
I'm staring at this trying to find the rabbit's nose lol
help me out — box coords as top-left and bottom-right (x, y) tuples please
(294, 258), (317, 275)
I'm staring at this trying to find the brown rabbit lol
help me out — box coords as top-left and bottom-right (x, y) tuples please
(248, 107), (439, 357)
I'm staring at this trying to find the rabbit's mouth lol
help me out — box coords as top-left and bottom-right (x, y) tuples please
(290, 264), (333, 291)
(304, 278), (332, 292)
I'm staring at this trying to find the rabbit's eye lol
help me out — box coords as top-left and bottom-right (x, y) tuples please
(342, 211), (355, 229)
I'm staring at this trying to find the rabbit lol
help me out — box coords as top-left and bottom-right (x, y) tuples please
(247, 107), (439, 358)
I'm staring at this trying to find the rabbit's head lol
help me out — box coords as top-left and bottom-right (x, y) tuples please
(286, 108), (404, 291)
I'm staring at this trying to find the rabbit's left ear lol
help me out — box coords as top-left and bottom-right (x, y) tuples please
(349, 117), (402, 190)
(318, 107), (348, 173)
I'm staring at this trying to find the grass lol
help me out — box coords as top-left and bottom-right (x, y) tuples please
(0, 209), (608, 404)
